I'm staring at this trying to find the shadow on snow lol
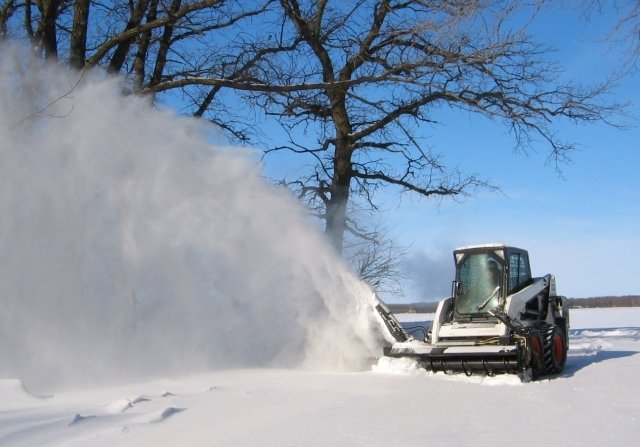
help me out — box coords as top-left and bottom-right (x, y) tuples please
(558, 327), (640, 378)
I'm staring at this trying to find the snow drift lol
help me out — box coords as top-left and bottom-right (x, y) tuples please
(2, 308), (639, 447)
(0, 44), (383, 391)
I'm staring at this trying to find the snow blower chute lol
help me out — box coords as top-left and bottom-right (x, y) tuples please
(376, 244), (570, 379)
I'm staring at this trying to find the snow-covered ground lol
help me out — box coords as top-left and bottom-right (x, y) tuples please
(1, 307), (638, 447)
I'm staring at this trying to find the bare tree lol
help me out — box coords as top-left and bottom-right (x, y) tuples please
(2, 0), (278, 140)
(1, 0), (624, 261)
(163, 0), (619, 252)
(344, 224), (407, 298)
(581, 0), (640, 73)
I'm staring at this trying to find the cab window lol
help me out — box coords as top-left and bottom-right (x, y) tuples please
(508, 252), (531, 293)
(456, 253), (503, 314)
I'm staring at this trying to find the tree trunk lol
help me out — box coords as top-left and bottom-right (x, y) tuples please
(108, 0), (150, 73)
(69, 0), (90, 69)
(1, 1), (16, 39)
(325, 92), (353, 253)
(149, 0), (181, 87)
(133, 0), (159, 92)
(36, 0), (61, 58)
(325, 144), (351, 254)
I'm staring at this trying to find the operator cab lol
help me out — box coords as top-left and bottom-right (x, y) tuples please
(452, 245), (531, 318)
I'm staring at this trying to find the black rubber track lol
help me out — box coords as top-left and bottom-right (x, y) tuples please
(543, 324), (567, 374)
(529, 332), (545, 380)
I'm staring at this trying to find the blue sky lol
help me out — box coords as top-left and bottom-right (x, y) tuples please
(381, 7), (640, 301)
(253, 5), (639, 301)
(388, 102), (639, 300)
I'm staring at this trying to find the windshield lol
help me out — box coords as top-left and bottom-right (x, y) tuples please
(455, 253), (504, 315)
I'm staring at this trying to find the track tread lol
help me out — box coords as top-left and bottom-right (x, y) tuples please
(529, 331), (544, 380)
(542, 324), (566, 375)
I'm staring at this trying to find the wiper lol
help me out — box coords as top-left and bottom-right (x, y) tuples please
(478, 286), (500, 310)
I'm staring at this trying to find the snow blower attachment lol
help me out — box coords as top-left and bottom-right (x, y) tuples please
(377, 245), (570, 379)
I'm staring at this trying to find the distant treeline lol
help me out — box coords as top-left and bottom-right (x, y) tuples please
(387, 295), (640, 314)
(567, 295), (640, 308)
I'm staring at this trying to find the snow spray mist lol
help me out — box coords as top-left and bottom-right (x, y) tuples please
(0, 44), (384, 390)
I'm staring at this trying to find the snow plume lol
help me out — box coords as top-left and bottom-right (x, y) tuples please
(401, 248), (454, 302)
(0, 44), (384, 390)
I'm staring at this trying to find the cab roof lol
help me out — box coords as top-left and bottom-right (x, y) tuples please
(454, 243), (526, 253)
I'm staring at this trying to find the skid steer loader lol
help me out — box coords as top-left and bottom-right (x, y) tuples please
(375, 244), (569, 379)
